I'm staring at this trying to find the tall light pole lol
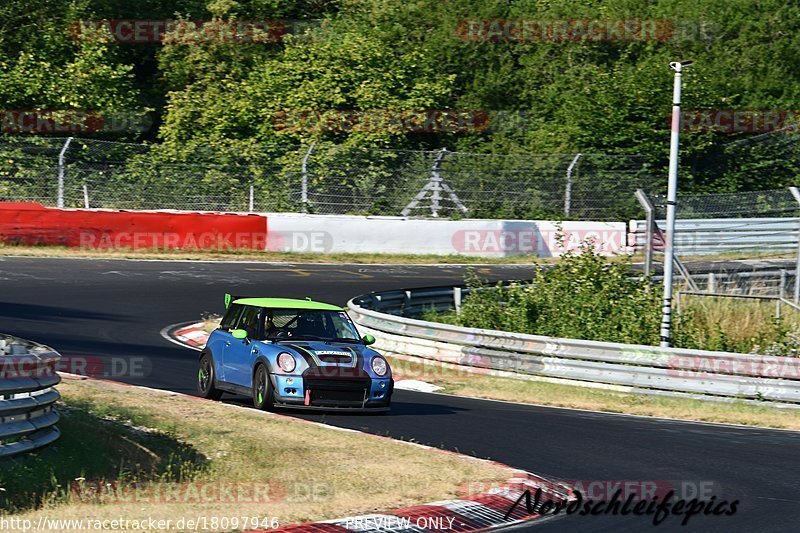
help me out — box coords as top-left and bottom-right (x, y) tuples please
(660, 60), (692, 347)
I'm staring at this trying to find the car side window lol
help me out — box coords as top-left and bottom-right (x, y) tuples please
(220, 304), (244, 330)
(236, 306), (262, 338)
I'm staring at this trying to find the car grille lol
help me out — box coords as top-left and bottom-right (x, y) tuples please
(305, 377), (370, 407)
(317, 354), (352, 364)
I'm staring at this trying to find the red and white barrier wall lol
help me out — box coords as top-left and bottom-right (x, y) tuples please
(0, 203), (629, 257)
(0, 203), (267, 250)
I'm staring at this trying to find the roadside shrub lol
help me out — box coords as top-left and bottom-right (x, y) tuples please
(454, 245), (662, 345)
(423, 246), (800, 356)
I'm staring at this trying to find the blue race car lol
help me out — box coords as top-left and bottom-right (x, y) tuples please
(197, 295), (393, 412)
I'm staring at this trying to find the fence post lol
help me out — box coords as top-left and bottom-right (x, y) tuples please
(83, 184), (89, 209)
(57, 137), (73, 208)
(564, 153), (582, 217)
(789, 187), (800, 303)
(707, 272), (715, 293)
(635, 189), (654, 277)
(430, 148), (447, 217)
(249, 184), (254, 212)
(454, 286), (462, 314)
(301, 143), (315, 214)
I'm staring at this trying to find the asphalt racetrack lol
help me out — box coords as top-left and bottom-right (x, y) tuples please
(2, 257), (798, 532)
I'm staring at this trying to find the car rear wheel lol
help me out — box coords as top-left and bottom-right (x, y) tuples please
(253, 364), (275, 411)
(198, 353), (222, 400)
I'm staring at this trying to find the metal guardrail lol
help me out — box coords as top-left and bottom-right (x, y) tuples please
(348, 286), (800, 406)
(630, 217), (800, 256)
(0, 335), (61, 458)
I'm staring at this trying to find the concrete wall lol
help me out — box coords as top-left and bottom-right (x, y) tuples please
(265, 213), (629, 257)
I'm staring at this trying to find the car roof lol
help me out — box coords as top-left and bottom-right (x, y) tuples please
(231, 297), (343, 311)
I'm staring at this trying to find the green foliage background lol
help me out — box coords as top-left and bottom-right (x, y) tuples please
(2, 1), (800, 191)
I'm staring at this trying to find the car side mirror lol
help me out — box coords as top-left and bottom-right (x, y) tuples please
(231, 329), (249, 340)
(362, 334), (376, 346)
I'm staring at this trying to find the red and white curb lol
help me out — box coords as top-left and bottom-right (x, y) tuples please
(171, 321), (210, 348)
(166, 321), (575, 532)
(258, 471), (573, 532)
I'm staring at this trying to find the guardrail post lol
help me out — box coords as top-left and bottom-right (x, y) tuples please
(454, 286), (462, 314)
(790, 187), (800, 303)
(707, 272), (715, 293)
(780, 270), (786, 297)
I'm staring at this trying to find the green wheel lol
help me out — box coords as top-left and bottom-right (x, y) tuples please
(198, 353), (222, 400)
(253, 364), (275, 411)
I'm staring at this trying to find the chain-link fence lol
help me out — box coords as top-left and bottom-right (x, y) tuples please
(0, 136), (655, 219)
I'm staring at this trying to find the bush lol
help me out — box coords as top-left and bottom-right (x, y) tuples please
(424, 248), (800, 356)
(453, 245), (662, 345)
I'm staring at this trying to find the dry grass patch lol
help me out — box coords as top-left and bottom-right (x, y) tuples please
(3, 376), (508, 531)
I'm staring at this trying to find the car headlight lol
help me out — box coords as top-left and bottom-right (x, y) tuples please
(277, 352), (296, 373)
(371, 356), (388, 377)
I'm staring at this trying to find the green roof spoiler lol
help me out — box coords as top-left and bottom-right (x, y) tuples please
(225, 293), (259, 309)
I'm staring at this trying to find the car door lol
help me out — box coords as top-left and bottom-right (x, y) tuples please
(222, 305), (263, 387)
(214, 303), (245, 382)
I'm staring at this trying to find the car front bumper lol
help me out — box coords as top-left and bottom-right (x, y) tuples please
(271, 374), (393, 411)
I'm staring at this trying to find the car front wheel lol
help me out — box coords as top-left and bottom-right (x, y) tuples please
(253, 364), (275, 411)
(198, 353), (223, 400)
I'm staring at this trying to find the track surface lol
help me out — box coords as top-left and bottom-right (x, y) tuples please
(2, 257), (798, 532)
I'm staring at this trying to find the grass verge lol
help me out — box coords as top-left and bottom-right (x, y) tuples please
(1, 376), (508, 530)
(389, 356), (800, 431)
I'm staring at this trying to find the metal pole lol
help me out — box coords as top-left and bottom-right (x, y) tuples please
(57, 137), (73, 208)
(300, 143), (315, 214)
(564, 153), (582, 217)
(249, 184), (254, 212)
(788, 187), (800, 303)
(781, 269), (787, 300)
(660, 61), (691, 347)
(82, 184), (89, 209)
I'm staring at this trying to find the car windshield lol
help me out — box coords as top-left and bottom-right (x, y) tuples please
(263, 309), (361, 342)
